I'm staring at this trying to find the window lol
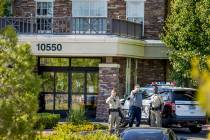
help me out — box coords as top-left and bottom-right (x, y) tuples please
(172, 90), (196, 101)
(36, 1), (53, 33)
(72, 0), (107, 34)
(126, 0), (144, 23)
(72, 0), (107, 17)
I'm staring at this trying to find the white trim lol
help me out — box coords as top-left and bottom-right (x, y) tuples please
(99, 64), (120, 68)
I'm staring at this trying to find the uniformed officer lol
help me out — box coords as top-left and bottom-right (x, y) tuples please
(150, 84), (164, 127)
(106, 88), (121, 134)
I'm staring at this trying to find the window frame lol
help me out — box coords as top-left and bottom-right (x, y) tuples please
(72, 0), (108, 18)
(125, 0), (145, 23)
(35, 0), (54, 33)
(35, 0), (54, 17)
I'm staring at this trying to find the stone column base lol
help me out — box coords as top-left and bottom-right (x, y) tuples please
(96, 64), (120, 121)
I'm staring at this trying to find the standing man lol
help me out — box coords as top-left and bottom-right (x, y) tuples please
(150, 84), (164, 127)
(128, 84), (143, 127)
(106, 88), (121, 134)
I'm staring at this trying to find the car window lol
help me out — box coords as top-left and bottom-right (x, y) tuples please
(159, 92), (170, 101)
(142, 89), (154, 99)
(172, 90), (196, 101)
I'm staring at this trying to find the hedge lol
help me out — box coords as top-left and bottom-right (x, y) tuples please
(35, 113), (60, 129)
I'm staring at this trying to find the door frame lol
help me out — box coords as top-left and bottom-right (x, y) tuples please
(37, 57), (100, 117)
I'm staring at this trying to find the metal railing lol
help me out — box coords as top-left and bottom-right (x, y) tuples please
(0, 17), (143, 39)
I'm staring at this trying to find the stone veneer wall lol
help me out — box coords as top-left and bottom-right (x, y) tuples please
(13, 0), (36, 16)
(54, 0), (71, 17)
(96, 64), (120, 121)
(13, 0), (71, 17)
(108, 0), (126, 19)
(144, 0), (166, 39)
(113, 57), (126, 97)
(137, 59), (167, 86)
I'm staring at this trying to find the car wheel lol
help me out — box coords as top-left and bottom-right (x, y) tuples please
(189, 126), (202, 133)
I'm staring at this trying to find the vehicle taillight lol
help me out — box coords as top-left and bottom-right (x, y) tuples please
(164, 101), (176, 112)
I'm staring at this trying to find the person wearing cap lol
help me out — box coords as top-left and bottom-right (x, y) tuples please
(128, 84), (143, 127)
(106, 88), (121, 134)
(150, 84), (164, 127)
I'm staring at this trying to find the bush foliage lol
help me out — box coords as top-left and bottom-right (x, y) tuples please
(36, 122), (113, 140)
(35, 113), (60, 129)
(67, 104), (87, 124)
(0, 26), (41, 139)
(54, 122), (108, 134)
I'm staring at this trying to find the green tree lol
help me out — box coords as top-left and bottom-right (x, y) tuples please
(0, 0), (12, 16)
(162, 0), (210, 86)
(0, 26), (41, 139)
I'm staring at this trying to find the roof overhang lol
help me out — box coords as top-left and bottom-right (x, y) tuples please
(18, 35), (168, 59)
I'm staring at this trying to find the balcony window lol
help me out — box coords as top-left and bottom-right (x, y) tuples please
(72, 0), (107, 34)
(126, 0), (144, 24)
(36, 1), (53, 33)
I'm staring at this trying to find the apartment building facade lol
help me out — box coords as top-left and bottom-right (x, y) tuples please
(0, 0), (169, 120)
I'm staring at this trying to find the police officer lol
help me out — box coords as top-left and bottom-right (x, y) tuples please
(128, 84), (143, 127)
(106, 88), (121, 134)
(150, 84), (164, 127)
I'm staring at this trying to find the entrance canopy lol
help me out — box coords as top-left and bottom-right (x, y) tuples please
(19, 35), (168, 59)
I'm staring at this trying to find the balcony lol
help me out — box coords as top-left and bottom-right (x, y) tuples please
(0, 17), (143, 39)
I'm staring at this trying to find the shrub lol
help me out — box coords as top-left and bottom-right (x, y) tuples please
(36, 131), (119, 140)
(67, 104), (86, 124)
(54, 122), (108, 134)
(54, 123), (94, 134)
(0, 26), (41, 139)
(35, 113), (60, 129)
(93, 123), (109, 130)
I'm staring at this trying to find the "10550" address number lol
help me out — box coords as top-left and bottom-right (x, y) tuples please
(37, 43), (62, 51)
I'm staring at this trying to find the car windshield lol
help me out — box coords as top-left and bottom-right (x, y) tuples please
(172, 90), (196, 101)
(140, 88), (154, 99)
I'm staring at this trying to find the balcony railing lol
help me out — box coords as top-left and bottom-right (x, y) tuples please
(0, 17), (143, 39)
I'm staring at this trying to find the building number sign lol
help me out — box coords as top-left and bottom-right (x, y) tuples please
(37, 43), (62, 51)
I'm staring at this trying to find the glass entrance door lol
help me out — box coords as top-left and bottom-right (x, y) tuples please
(86, 72), (98, 119)
(71, 72), (85, 110)
(71, 72), (98, 119)
(40, 72), (69, 116)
